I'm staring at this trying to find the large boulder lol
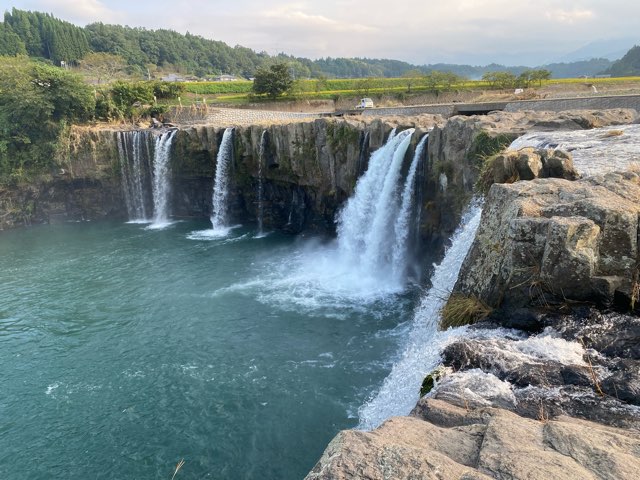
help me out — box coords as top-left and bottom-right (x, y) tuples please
(480, 147), (580, 191)
(453, 170), (640, 309)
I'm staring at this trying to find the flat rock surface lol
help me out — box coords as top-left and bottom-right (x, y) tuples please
(306, 399), (640, 479)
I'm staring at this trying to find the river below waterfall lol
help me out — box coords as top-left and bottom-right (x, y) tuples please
(0, 220), (419, 479)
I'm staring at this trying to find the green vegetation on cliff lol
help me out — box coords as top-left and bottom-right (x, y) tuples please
(0, 56), (94, 183)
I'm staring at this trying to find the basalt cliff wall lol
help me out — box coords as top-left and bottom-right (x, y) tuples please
(3, 110), (636, 250)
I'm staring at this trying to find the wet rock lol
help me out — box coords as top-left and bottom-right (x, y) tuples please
(600, 358), (640, 405)
(485, 308), (545, 332)
(442, 339), (593, 389)
(547, 309), (640, 360)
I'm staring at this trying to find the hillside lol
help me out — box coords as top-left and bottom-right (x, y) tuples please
(607, 45), (640, 76)
(0, 8), (624, 79)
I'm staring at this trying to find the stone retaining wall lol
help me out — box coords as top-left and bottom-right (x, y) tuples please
(504, 94), (640, 113)
(360, 105), (456, 117)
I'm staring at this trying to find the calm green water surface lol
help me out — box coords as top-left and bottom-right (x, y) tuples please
(0, 220), (415, 479)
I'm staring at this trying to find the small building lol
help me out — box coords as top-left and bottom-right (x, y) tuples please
(161, 73), (186, 82)
(213, 74), (239, 82)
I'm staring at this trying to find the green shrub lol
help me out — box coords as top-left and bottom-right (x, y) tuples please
(150, 81), (186, 99)
(0, 56), (95, 180)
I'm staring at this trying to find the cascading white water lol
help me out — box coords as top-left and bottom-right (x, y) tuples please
(210, 127), (234, 231)
(256, 130), (267, 236)
(357, 201), (483, 430)
(336, 129), (414, 286)
(117, 131), (151, 222)
(149, 129), (177, 229)
(391, 134), (428, 283)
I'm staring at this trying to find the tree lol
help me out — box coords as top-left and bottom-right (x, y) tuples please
(252, 63), (293, 98)
(314, 74), (329, 93)
(0, 23), (27, 56)
(531, 69), (551, 86)
(423, 70), (463, 93)
(78, 52), (128, 84)
(403, 69), (423, 93)
(0, 56), (95, 178)
(482, 71), (517, 89)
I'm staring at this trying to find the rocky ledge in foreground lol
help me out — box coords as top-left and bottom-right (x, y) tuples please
(306, 170), (640, 479)
(307, 398), (640, 480)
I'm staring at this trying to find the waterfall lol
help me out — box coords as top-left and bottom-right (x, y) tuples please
(357, 130), (371, 177)
(210, 128), (234, 231)
(336, 128), (415, 287)
(149, 129), (177, 228)
(256, 130), (267, 236)
(117, 131), (152, 222)
(391, 134), (428, 283)
(357, 201), (483, 430)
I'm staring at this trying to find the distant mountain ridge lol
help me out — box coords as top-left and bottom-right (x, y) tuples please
(0, 8), (630, 79)
(554, 37), (636, 63)
(606, 45), (640, 76)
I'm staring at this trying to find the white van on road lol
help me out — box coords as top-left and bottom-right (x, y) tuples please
(355, 98), (374, 109)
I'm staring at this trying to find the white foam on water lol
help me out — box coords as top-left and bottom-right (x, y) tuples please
(433, 368), (518, 409)
(125, 219), (152, 225)
(208, 130), (431, 315)
(145, 220), (177, 231)
(186, 225), (242, 241)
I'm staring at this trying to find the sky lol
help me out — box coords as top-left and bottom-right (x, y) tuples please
(4, 0), (640, 66)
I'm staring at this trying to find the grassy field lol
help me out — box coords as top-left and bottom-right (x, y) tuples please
(176, 75), (640, 107)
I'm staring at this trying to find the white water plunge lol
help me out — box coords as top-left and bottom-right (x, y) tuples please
(117, 130), (152, 222)
(211, 128), (234, 231)
(149, 129), (177, 229)
(256, 130), (267, 237)
(391, 134), (427, 284)
(358, 201), (483, 430)
(336, 129), (417, 290)
(215, 129), (428, 308)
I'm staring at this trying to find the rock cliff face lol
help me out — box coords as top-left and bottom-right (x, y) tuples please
(1, 109), (636, 241)
(454, 170), (640, 310)
(0, 127), (125, 230)
(171, 118), (438, 234)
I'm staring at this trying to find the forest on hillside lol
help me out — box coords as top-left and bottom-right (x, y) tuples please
(0, 8), (625, 79)
(607, 45), (640, 76)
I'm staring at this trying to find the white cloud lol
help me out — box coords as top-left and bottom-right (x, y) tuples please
(262, 6), (376, 34)
(546, 8), (594, 24)
(32, 0), (123, 24)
